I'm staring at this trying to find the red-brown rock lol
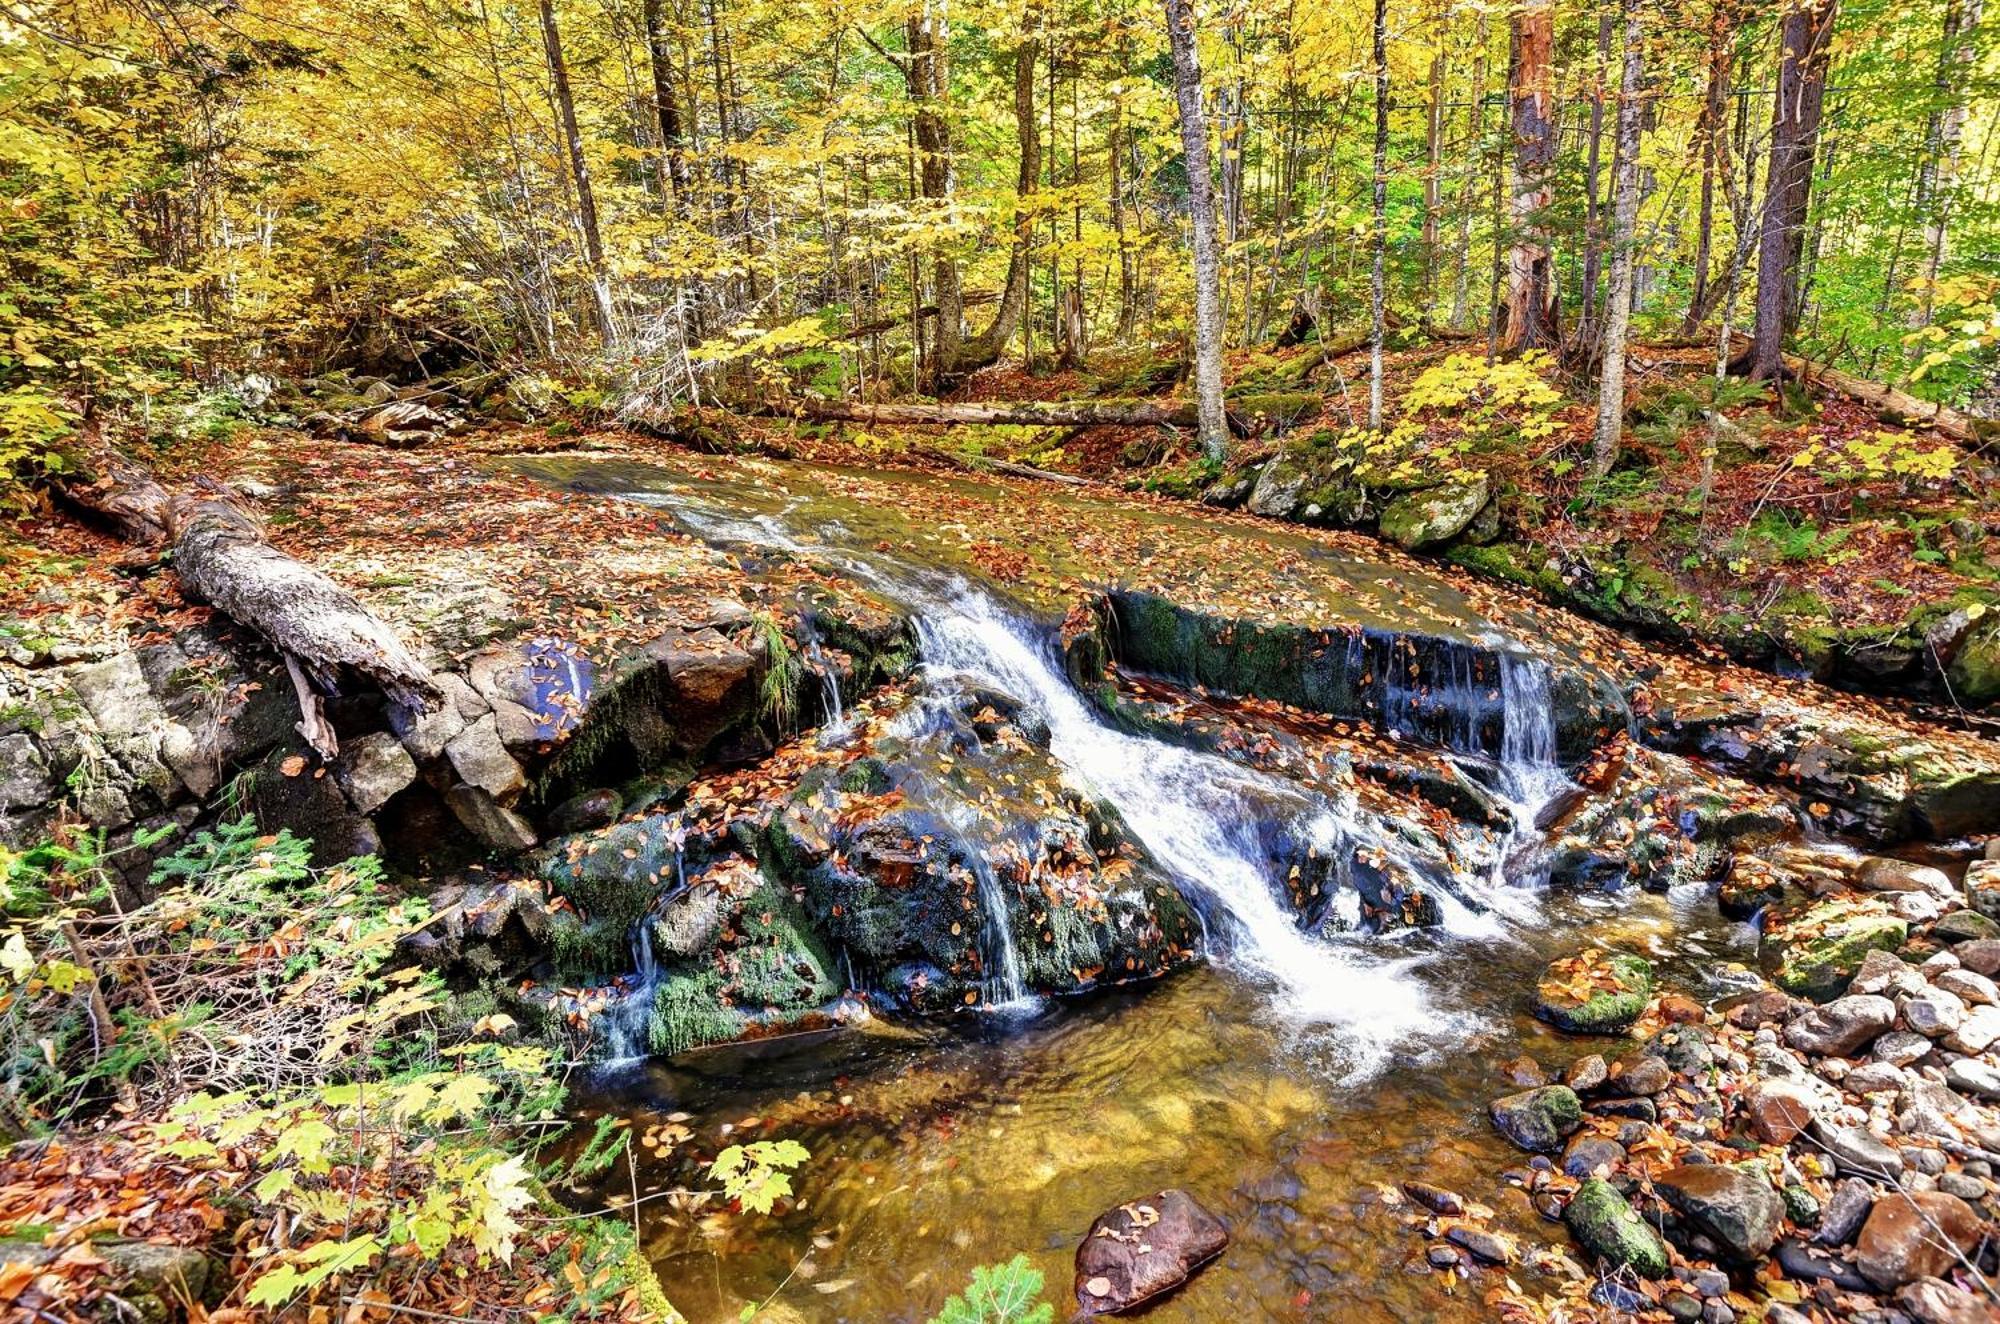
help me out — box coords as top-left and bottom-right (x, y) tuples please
(1855, 1191), (1984, 1291)
(1074, 1188), (1228, 1315)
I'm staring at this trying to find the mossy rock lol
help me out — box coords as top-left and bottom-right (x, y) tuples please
(1489, 1084), (1583, 1153)
(1564, 1178), (1669, 1278)
(1224, 391), (1320, 433)
(1947, 613), (2000, 704)
(1378, 476), (1491, 550)
(1764, 896), (1909, 1002)
(1532, 950), (1655, 1034)
(1934, 909), (2000, 944)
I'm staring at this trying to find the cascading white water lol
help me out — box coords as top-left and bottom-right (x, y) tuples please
(916, 592), (1468, 1071)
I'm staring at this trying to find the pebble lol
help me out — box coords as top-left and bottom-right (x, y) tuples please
(1701, 1301), (1734, 1324)
(1905, 1146), (1949, 1177)
(1589, 1280), (1649, 1313)
(1445, 1225), (1515, 1265)
(1498, 1054), (1547, 1087)
(1945, 1057), (2000, 1103)
(1590, 1095), (1659, 1122)
(1846, 1062), (1909, 1095)
(1425, 1244), (1460, 1269)
(1921, 950), (1963, 976)
(1401, 1181), (1466, 1216)
(1813, 1177), (1876, 1246)
(1692, 1268), (1730, 1298)
(1815, 1121), (1907, 1179)
(1953, 939), (2000, 977)
(1874, 1031), (1935, 1067)
(1664, 1293), (1703, 1323)
(1935, 967), (1999, 1005)
(1563, 1053), (1609, 1093)
(1614, 1055), (1674, 1096)
(1902, 986), (1968, 1038)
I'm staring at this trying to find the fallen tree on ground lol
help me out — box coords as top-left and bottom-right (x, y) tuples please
(58, 443), (441, 756)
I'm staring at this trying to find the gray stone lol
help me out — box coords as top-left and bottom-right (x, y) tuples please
(1853, 948), (1929, 999)
(1786, 994), (1896, 1057)
(334, 732), (418, 814)
(1846, 1061), (1909, 1095)
(445, 716), (527, 804)
(1934, 967), (1998, 1005)
(394, 674), (474, 762)
(653, 885), (725, 958)
(1855, 856), (1959, 903)
(1953, 938), (2000, 976)
(444, 784), (537, 853)
(1903, 985), (1969, 1038)
(0, 733), (52, 808)
(1654, 1164), (1785, 1261)
(1813, 1177), (1875, 1246)
(1813, 1120), (1906, 1179)
(1875, 1030), (1936, 1067)
(1897, 1277), (1994, 1324)
(1489, 1085), (1583, 1154)
(1942, 1003), (2000, 1054)
(1945, 1056), (2000, 1101)
(1562, 1134), (1626, 1179)
(1897, 1078), (1970, 1140)
(1970, 859), (2000, 919)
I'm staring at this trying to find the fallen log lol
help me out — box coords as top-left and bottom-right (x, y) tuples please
(1779, 352), (1988, 445)
(60, 447), (440, 757)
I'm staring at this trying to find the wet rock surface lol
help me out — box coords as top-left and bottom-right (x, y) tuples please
(1073, 1188), (1227, 1315)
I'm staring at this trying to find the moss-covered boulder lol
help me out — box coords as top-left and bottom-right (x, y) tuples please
(1565, 1178), (1669, 1278)
(1378, 476), (1490, 551)
(1763, 895), (1909, 1002)
(1531, 950), (1655, 1034)
(1244, 431), (1369, 525)
(1946, 613), (2000, 704)
(1489, 1084), (1583, 1153)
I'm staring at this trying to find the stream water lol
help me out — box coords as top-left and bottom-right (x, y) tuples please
(529, 454), (1759, 1321)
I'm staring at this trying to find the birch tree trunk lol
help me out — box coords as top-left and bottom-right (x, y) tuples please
(1747, 0), (1837, 381)
(1593, 0), (1646, 477)
(1164, 0), (1229, 460)
(1499, 0), (1560, 352)
(1368, 0), (1389, 431)
(539, 0), (616, 343)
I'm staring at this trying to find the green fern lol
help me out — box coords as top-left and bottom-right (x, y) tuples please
(928, 1255), (1054, 1324)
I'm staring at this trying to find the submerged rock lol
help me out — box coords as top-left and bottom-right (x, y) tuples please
(1531, 950), (1655, 1034)
(1073, 1189), (1227, 1315)
(1565, 1177), (1669, 1278)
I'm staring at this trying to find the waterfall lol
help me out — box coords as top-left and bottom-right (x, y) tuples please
(600, 918), (660, 1061)
(801, 637), (852, 745)
(915, 592), (1465, 1070)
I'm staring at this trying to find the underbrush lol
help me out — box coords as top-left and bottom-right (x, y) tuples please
(0, 819), (807, 1321)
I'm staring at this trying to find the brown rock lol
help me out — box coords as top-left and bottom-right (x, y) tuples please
(1896, 1277), (1998, 1324)
(1854, 1190), (1983, 1291)
(1742, 1079), (1818, 1145)
(1074, 1189), (1227, 1315)
(1498, 1055), (1547, 1087)
(1658, 993), (1706, 1023)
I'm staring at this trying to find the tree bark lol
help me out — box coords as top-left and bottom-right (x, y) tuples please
(1911, 0), (1979, 328)
(1576, 9), (1615, 355)
(1499, 0), (1560, 352)
(1420, 0), (1445, 329)
(539, 0), (615, 342)
(949, 30), (1041, 376)
(904, 1), (962, 383)
(1368, 0), (1389, 431)
(642, 0), (691, 210)
(1450, 10), (1489, 330)
(1683, 0), (1737, 333)
(1592, 0), (1646, 478)
(59, 449), (442, 756)
(1746, 0), (1837, 381)
(1163, 0), (1229, 460)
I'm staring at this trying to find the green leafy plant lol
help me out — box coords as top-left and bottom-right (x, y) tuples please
(928, 1255), (1055, 1324)
(708, 1138), (810, 1215)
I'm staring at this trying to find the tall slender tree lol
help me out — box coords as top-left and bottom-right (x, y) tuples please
(1746, 0), (1837, 381)
(1500, 0), (1559, 351)
(1593, 0), (1646, 477)
(1164, 0), (1228, 459)
(1368, 0), (1389, 430)
(539, 0), (615, 342)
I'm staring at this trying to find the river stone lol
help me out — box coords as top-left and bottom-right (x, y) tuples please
(1904, 985), (1969, 1038)
(1934, 967), (1998, 1005)
(1935, 910), (2000, 943)
(1813, 1119), (1906, 1179)
(1565, 1177), (1669, 1278)
(1844, 1061), (1909, 1095)
(1956, 938), (2000, 976)
(444, 784), (538, 853)
(1898, 1277), (1995, 1324)
(1654, 1164), (1785, 1262)
(1943, 1002), (2000, 1054)
(1855, 856), (1959, 903)
(1562, 1134), (1626, 1179)
(1644, 1023), (1715, 1075)
(445, 715), (528, 804)
(1498, 1054), (1547, 1087)
(1855, 1190), (1983, 1290)
(1814, 1178), (1876, 1246)
(1490, 1085), (1583, 1153)
(1377, 476), (1489, 551)
(1563, 1054), (1609, 1092)
(1945, 1057), (2000, 1101)
(1774, 1238), (1874, 1292)
(1969, 860), (2000, 919)
(1765, 896), (1909, 1002)
(1898, 1078), (1972, 1140)
(1853, 948), (1929, 999)
(1073, 1189), (1227, 1315)
(1742, 1078), (1819, 1144)
(1531, 951), (1655, 1035)
(548, 788), (623, 835)
(1445, 1225), (1518, 1265)
(1874, 1029), (1935, 1067)
(1402, 1181), (1466, 1215)
(1784, 994), (1896, 1057)
(1610, 1054), (1673, 1096)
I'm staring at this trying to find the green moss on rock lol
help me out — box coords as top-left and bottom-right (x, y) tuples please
(1565, 1178), (1669, 1278)
(1532, 951), (1655, 1034)
(1765, 896), (1909, 1002)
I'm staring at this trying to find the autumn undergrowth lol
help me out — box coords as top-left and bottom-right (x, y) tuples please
(0, 819), (804, 1321)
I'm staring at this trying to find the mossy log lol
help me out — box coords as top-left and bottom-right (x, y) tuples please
(59, 446), (440, 756)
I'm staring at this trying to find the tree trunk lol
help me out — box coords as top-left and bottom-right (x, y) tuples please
(60, 449), (441, 757)
(1163, 0), (1229, 460)
(1451, 11), (1489, 330)
(1368, 0), (1389, 431)
(1499, 0), (1559, 352)
(1746, 0), (1837, 381)
(1576, 9), (1615, 355)
(1911, 0), (1979, 328)
(905, 1), (962, 383)
(1592, 0), (1646, 478)
(950, 31), (1041, 376)
(539, 0), (615, 342)
(1683, 0), (1736, 333)
(1420, 0), (1445, 329)
(642, 0), (690, 210)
